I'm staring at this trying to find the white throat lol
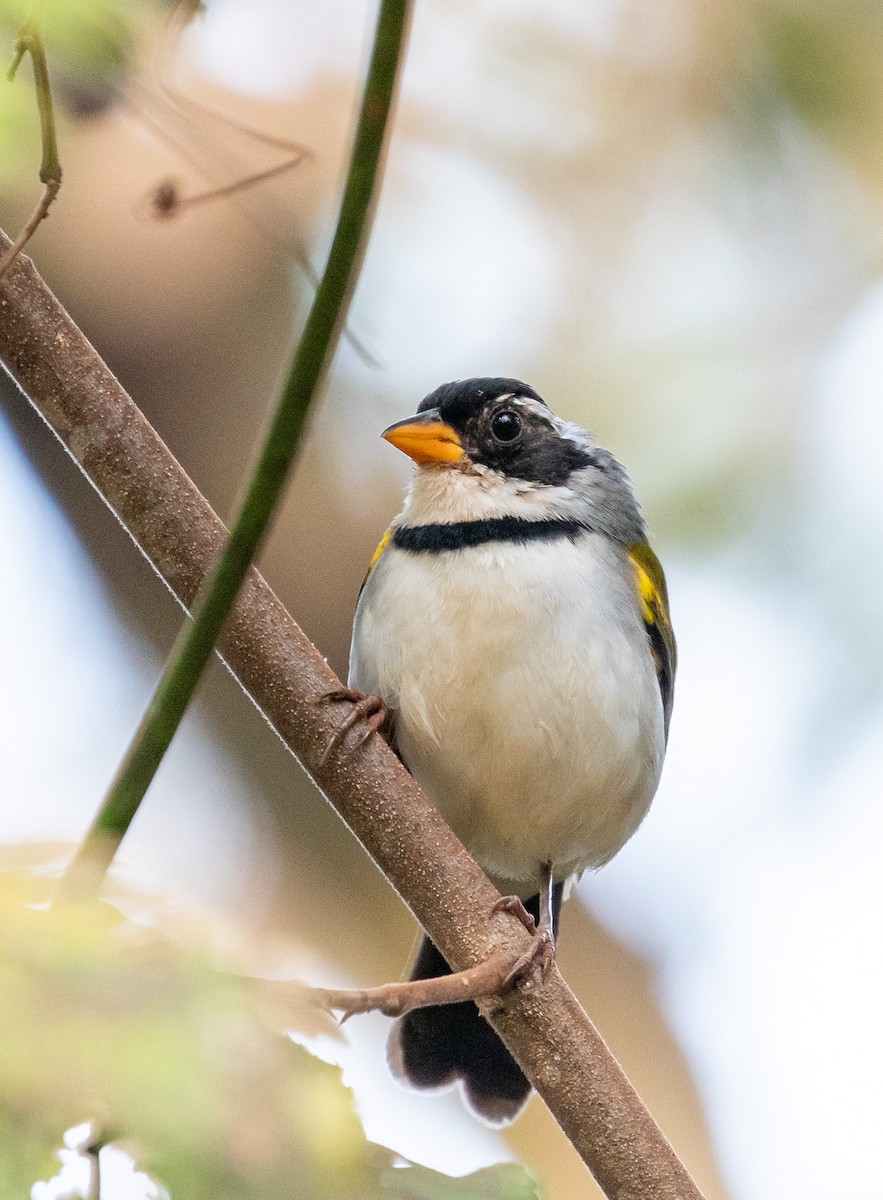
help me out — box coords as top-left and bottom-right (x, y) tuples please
(401, 465), (574, 526)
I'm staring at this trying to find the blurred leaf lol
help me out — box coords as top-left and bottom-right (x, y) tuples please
(0, 860), (540, 1200)
(762, 8), (862, 123)
(0, 0), (153, 191)
(0, 69), (37, 184)
(379, 1161), (542, 1200)
(0, 0), (142, 79)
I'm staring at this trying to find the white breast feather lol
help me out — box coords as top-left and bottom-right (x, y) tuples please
(350, 529), (664, 893)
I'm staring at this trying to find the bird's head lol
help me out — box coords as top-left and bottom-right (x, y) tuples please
(382, 377), (645, 539)
(382, 377), (593, 484)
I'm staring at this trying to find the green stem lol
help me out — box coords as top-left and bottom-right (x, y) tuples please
(27, 29), (61, 187)
(0, 14), (62, 283)
(59, 0), (413, 899)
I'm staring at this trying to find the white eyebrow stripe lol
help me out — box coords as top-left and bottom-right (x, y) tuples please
(510, 396), (550, 417)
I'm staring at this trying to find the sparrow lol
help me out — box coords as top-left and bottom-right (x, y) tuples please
(343, 377), (675, 1124)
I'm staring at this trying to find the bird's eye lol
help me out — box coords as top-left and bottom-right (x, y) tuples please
(491, 410), (521, 442)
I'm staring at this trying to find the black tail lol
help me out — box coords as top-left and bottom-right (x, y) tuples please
(387, 885), (563, 1125)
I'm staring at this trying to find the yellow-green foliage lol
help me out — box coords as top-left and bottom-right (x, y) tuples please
(0, 0), (140, 77)
(0, 0), (151, 185)
(0, 859), (540, 1200)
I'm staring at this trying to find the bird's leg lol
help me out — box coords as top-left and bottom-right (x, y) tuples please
(538, 861), (556, 942)
(317, 688), (394, 767)
(501, 863), (556, 986)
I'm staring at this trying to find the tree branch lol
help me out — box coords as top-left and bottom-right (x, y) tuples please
(0, 243), (705, 1198)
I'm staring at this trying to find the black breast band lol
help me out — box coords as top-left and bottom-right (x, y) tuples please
(391, 517), (590, 554)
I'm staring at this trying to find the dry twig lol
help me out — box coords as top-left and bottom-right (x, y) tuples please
(314, 949), (514, 1021)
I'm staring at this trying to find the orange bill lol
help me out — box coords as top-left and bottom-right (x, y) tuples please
(381, 411), (464, 465)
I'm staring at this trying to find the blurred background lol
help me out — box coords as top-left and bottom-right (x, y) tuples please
(3, 0), (883, 1197)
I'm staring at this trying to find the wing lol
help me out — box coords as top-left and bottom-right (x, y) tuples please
(628, 540), (677, 740)
(358, 526), (393, 598)
(353, 525), (402, 757)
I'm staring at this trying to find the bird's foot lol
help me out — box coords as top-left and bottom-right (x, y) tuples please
(317, 688), (393, 768)
(503, 927), (555, 988)
(493, 895), (556, 987)
(492, 895), (537, 935)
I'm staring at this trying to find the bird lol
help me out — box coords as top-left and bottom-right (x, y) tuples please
(339, 377), (675, 1125)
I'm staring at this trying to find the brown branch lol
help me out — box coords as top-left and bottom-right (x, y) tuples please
(313, 949), (514, 1020)
(0, 234), (706, 1200)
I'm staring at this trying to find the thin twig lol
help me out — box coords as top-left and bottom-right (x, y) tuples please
(146, 5), (312, 219)
(0, 228), (707, 1197)
(313, 910), (552, 1022)
(57, 0), (413, 901)
(122, 16), (382, 366)
(0, 15), (62, 282)
(313, 949), (517, 1020)
(149, 155), (310, 220)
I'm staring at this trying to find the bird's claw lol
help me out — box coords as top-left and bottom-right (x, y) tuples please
(503, 928), (555, 988)
(493, 895), (555, 987)
(492, 895), (537, 935)
(317, 689), (392, 768)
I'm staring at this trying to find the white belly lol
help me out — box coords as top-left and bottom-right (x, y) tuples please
(350, 532), (664, 891)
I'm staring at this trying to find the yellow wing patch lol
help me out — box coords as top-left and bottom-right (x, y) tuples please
(359, 526), (393, 597)
(369, 527), (392, 572)
(628, 540), (677, 739)
(632, 555), (658, 626)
